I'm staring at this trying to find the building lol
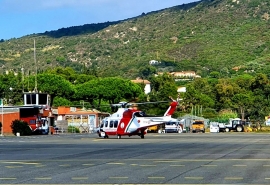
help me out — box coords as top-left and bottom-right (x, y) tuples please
(0, 105), (50, 135)
(171, 71), (197, 78)
(131, 78), (151, 94)
(52, 107), (109, 133)
(177, 87), (186, 93)
(0, 92), (51, 135)
(149, 60), (160, 65)
(155, 71), (201, 79)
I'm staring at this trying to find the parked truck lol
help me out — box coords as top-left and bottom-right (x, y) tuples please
(191, 120), (205, 133)
(21, 117), (49, 135)
(218, 118), (244, 132)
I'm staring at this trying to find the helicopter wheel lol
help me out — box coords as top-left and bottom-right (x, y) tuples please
(104, 135), (109, 139)
(117, 135), (121, 139)
(140, 134), (144, 139)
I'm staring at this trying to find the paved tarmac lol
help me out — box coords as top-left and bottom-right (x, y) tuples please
(0, 132), (270, 184)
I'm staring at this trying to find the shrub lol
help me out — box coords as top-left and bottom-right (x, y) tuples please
(68, 126), (80, 133)
(10, 119), (32, 136)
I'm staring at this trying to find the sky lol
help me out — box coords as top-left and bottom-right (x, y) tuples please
(0, 0), (199, 40)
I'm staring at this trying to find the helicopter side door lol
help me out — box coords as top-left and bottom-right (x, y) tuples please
(106, 119), (119, 135)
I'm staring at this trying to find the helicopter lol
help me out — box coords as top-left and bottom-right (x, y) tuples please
(97, 97), (179, 139)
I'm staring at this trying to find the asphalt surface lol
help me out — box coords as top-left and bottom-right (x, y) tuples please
(0, 132), (270, 185)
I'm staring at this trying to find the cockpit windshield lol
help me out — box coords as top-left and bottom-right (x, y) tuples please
(165, 122), (178, 125)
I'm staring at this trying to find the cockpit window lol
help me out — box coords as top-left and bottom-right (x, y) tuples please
(166, 122), (178, 125)
(134, 111), (146, 117)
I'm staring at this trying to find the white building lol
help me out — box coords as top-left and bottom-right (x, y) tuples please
(131, 78), (151, 94)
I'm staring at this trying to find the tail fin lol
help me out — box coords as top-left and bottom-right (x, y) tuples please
(164, 101), (178, 116)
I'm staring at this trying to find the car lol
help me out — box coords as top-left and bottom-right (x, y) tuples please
(210, 122), (219, 133)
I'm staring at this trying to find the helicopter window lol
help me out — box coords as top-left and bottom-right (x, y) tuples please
(100, 123), (104, 128)
(134, 111), (146, 117)
(109, 121), (114, 128)
(105, 121), (108, 128)
(166, 122), (178, 125)
(114, 121), (118, 128)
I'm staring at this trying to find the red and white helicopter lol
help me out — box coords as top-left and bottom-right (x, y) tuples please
(97, 97), (179, 139)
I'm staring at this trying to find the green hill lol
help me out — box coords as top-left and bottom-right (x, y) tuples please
(0, 0), (269, 78)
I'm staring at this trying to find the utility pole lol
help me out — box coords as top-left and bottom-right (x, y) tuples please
(33, 39), (38, 93)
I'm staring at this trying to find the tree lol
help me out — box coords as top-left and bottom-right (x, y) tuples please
(100, 77), (143, 104)
(232, 93), (253, 120)
(215, 78), (240, 110)
(10, 120), (32, 136)
(74, 79), (100, 107)
(35, 73), (75, 106)
(46, 67), (77, 83)
(75, 74), (97, 84)
(138, 65), (156, 79)
(53, 97), (72, 107)
(75, 77), (143, 111)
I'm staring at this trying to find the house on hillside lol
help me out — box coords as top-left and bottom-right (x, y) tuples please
(149, 60), (160, 65)
(155, 71), (201, 79)
(131, 78), (151, 94)
(177, 86), (186, 93)
(171, 71), (197, 78)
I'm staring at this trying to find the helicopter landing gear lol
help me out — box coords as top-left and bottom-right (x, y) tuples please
(104, 135), (109, 139)
(117, 135), (121, 139)
(140, 134), (145, 139)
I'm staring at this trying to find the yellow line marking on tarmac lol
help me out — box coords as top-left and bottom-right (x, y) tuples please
(170, 164), (185, 167)
(107, 162), (125, 165)
(233, 165), (247, 167)
(148, 177), (165, 179)
(265, 178), (270, 180)
(5, 166), (23, 168)
(109, 177), (128, 179)
(201, 165), (217, 167)
(0, 178), (17, 180)
(34, 177), (52, 180)
(82, 164), (94, 166)
(4, 158), (270, 162)
(130, 164), (138, 166)
(185, 177), (204, 180)
(59, 164), (70, 167)
(2, 162), (40, 165)
(72, 177), (89, 180)
(154, 160), (180, 163)
(140, 164), (157, 167)
(263, 165), (270, 167)
(225, 177), (243, 180)
(93, 139), (103, 142)
(93, 139), (113, 141)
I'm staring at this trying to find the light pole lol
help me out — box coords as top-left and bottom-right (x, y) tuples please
(9, 87), (13, 105)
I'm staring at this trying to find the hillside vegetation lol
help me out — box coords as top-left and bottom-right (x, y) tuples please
(0, 0), (269, 79)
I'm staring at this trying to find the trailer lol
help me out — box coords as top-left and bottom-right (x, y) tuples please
(218, 118), (244, 132)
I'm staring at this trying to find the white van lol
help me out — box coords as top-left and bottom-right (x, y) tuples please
(165, 119), (183, 133)
(210, 122), (219, 133)
(266, 119), (270, 126)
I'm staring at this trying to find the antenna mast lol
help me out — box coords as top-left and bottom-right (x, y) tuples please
(33, 39), (38, 92)
(21, 66), (24, 92)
